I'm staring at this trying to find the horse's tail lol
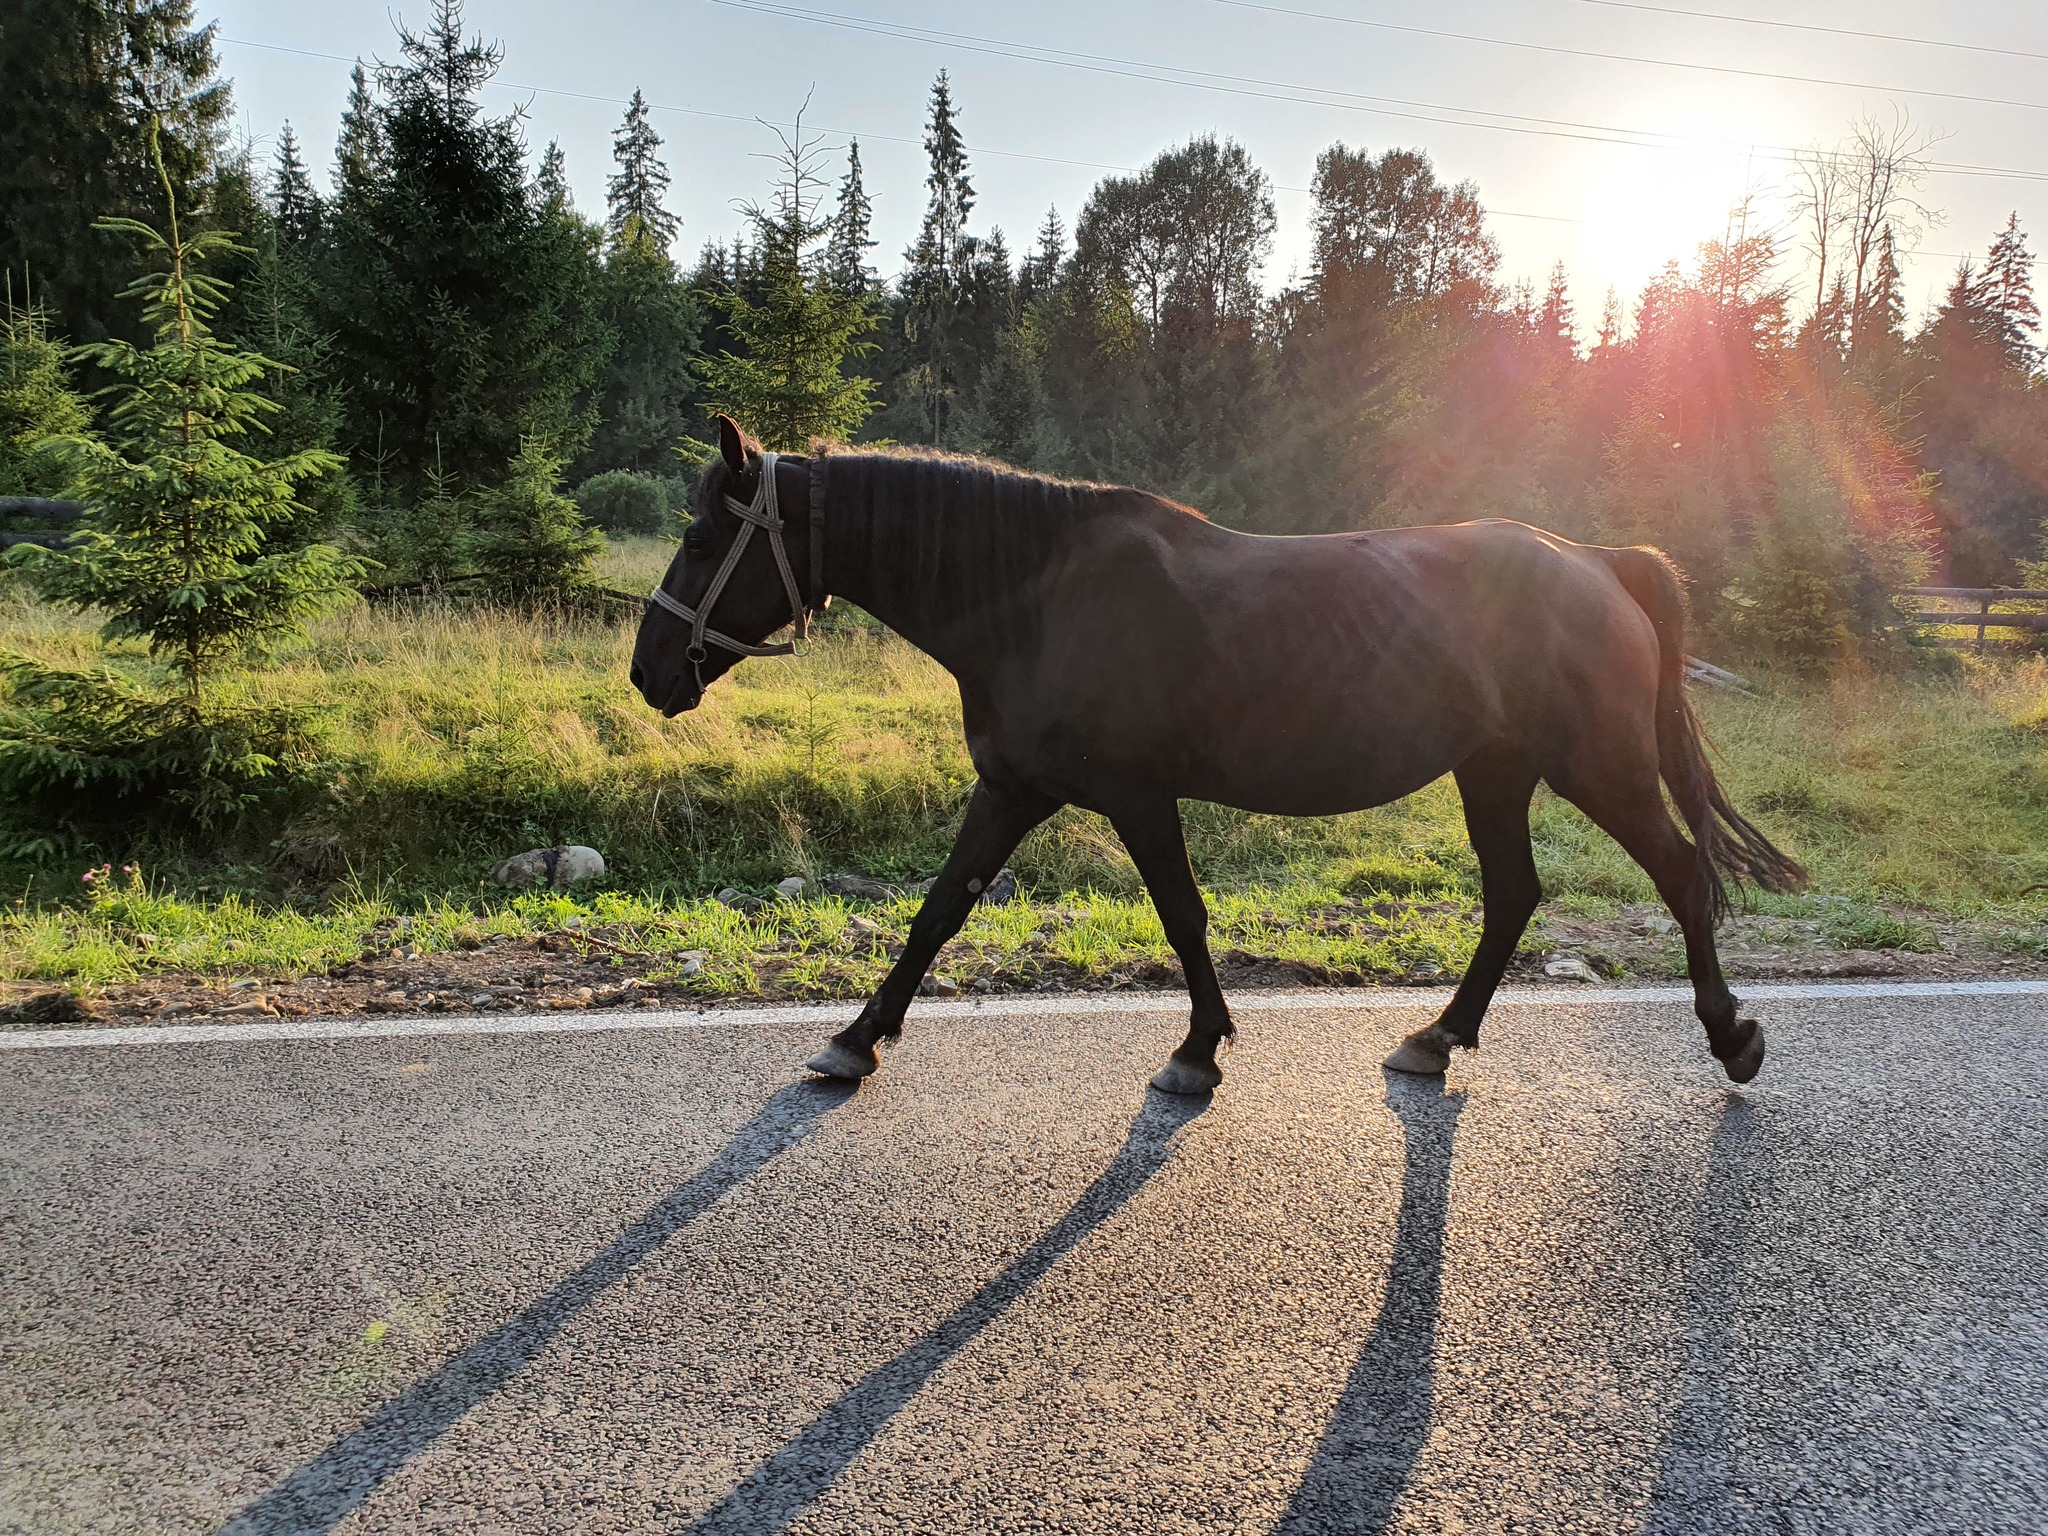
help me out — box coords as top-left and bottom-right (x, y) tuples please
(1603, 546), (1806, 921)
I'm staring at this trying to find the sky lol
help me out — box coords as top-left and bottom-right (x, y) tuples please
(207, 0), (2048, 332)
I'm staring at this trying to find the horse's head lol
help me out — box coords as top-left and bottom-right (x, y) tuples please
(631, 415), (817, 716)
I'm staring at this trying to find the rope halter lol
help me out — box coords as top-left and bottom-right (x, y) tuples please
(647, 451), (825, 693)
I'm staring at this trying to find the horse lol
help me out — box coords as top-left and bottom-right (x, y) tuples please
(631, 416), (1804, 1096)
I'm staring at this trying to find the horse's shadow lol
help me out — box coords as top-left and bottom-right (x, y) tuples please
(680, 1088), (1211, 1535)
(1273, 1071), (1468, 1536)
(214, 1078), (860, 1536)
(1647, 1094), (1763, 1533)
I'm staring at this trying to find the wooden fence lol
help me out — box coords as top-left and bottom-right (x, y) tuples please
(1905, 587), (2048, 649)
(0, 496), (82, 550)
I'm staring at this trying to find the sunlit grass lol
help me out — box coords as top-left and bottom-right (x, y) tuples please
(4, 556), (2046, 989)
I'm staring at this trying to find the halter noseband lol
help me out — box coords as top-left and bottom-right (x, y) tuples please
(647, 452), (827, 693)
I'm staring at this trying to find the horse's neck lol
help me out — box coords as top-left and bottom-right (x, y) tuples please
(826, 461), (1066, 676)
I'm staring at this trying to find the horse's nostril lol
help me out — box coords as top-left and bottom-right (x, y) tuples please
(630, 660), (645, 689)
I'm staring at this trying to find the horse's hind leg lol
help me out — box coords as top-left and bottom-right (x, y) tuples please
(807, 779), (1060, 1080)
(1555, 777), (1763, 1084)
(1386, 748), (1541, 1076)
(1108, 799), (1234, 1096)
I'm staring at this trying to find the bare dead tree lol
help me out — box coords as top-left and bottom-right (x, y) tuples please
(1790, 146), (1847, 318)
(1793, 111), (1944, 362)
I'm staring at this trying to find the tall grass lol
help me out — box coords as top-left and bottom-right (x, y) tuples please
(5, 541), (2046, 976)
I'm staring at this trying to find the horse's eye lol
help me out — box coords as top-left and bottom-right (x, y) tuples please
(684, 520), (710, 558)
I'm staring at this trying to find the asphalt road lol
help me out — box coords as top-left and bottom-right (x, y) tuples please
(3, 986), (2045, 1535)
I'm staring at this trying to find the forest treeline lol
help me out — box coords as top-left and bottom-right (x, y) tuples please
(5, 0), (2047, 670)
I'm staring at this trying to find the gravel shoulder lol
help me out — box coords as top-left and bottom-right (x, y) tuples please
(4, 900), (2043, 1030)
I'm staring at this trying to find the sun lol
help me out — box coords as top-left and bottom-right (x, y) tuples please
(1572, 102), (1764, 296)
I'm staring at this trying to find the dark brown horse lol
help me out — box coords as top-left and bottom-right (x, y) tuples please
(632, 417), (1803, 1095)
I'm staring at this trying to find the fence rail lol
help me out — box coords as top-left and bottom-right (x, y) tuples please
(1905, 587), (2048, 648)
(0, 496), (83, 550)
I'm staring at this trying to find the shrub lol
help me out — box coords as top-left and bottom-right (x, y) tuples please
(574, 469), (669, 534)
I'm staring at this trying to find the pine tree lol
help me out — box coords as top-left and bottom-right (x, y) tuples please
(1980, 213), (2041, 373)
(467, 437), (603, 602)
(606, 90), (679, 252)
(824, 139), (876, 298)
(0, 0), (232, 345)
(698, 117), (878, 450)
(902, 72), (976, 444)
(0, 292), (91, 497)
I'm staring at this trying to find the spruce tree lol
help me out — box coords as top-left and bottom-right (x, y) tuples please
(1594, 287), (1623, 352)
(1538, 261), (1575, 359)
(334, 63), (384, 198)
(467, 437), (603, 602)
(0, 0), (231, 345)
(606, 91), (679, 252)
(583, 227), (702, 477)
(7, 130), (360, 695)
(825, 140), (877, 299)
(1021, 207), (1065, 305)
(902, 72), (976, 444)
(0, 294), (91, 497)
(270, 124), (324, 255)
(537, 140), (571, 214)
(698, 118), (878, 450)
(323, 1), (610, 494)
(1980, 213), (2041, 373)
(1, 128), (363, 831)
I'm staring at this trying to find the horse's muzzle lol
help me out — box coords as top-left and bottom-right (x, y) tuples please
(629, 658), (702, 716)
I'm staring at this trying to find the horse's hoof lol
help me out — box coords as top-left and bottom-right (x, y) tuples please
(1719, 1020), (1766, 1085)
(1383, 1029), (1453, 1077)
(805, 1040), (877, 1080)
(1149, 1056), (1221, 1096)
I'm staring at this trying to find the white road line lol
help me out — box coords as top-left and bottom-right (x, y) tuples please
(2, 980), (2043, 1051)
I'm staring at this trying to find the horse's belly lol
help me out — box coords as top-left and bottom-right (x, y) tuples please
(1180, 744), (1462, 817)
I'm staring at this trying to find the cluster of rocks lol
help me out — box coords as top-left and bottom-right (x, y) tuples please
(712, 868), (1019, 911)
(489, 846), (606, 890)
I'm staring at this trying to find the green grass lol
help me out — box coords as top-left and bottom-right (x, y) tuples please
(5, 542), (2048, 991)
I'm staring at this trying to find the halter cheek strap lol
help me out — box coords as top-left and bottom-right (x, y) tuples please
(647, 452), (826, 692)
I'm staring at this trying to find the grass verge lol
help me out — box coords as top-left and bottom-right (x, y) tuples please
(4, 545), (2047, 997)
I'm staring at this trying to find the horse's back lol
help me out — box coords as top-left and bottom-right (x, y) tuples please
(988, 510), (1665, 815)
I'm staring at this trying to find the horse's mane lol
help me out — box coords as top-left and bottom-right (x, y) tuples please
(820, 444), (1207, 527)
(697, 441), (1205, 620)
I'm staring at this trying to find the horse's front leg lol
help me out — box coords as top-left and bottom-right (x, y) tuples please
(1109, 799), (1234, 1095)
(806, 779), (1061, 1081)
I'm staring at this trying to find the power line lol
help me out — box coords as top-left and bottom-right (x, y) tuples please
(212, 19), (2047, 274)
(712, 1), (2048, 186)
(221, 33), (1590, 231)
(217, 35), (1144, 180)
(1566, 0), (2048, 65)
(714, 2), (1732, 150)
(1207, 0), (2048, 116)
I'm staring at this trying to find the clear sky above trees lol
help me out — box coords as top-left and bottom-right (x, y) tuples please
(204, 0), (2048, 326)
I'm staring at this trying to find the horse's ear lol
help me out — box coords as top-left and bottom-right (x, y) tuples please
(717, 415), (748, 477)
